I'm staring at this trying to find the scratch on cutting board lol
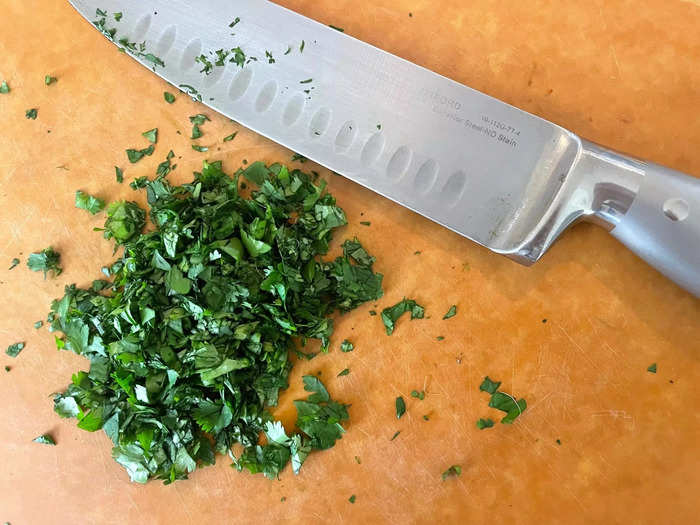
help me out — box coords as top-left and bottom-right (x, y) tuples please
(609, 45), (623, 79)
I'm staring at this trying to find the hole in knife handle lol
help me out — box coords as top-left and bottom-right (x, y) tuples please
(129, 14), (152, 42)
(309, 108), (332, 139)
(155, 25), (177, 56)
(335, 121), (357, 151)
(229, 68), (253, 101)
(386, 146), (413, 180)
(441, 171), (468, 207)
(361, 132), (386, 166)
(414, 159), (440, 194)
(283, 94), (305, 126)
(180, 38), (202, 71)
(255, 80), (278, 112)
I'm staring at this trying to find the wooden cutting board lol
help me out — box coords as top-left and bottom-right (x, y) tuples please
(1, 1), (698, 523)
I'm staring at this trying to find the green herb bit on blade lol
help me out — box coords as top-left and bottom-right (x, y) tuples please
(381, 298), (425, 335)
(27, 247), (62, 278)
(6, 342), (25, 358)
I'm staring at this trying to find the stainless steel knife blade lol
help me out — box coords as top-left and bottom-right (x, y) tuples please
(68, 0), (700, 296)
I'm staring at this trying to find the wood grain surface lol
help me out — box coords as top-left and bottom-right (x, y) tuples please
(0, 1), (698, 524)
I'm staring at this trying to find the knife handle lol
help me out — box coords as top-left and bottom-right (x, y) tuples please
(583, 142), (700, 297)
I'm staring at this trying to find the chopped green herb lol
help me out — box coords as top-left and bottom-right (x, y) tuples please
(191, 125), (202, 139)
(6, 342), (25, 358)
(49, 159), (382, 483)
(130, 177), (148, 190)
(4, 366), (9, 372)
(390, 430), (401, 441)
(26, 108), (38, 119)
(113, 12), (122, 21)
(179, 83), (202, 102)
(34, 320), (43, 329)
(337, 368), (350, 377)
(414, 250), (421, 255)
(75, 190), (106, 215)
(223, 131), (238, 142)
(27, 247), (62, 278)
(436, 336), (445, 341)
(556, 439), (562, 445)
(329, 25), (345, 32)
(340, 340), (354, 353)
(359, 221), (371, 226)
(291, 153), (307, 163)
(265, 50), (276, 64)
(192, 144), (209, 152)
(443, 305), (457, 319)
(0, 80), (9, 93)
(45, 75), (57, 86)
(369, 310), (377, 316)
(9, 258), (20, 270)
(284, 46), (292, 55)
(33, 434), (56, 445)
(126, 145), (155, 163)
(381, 298), (425, 335)
(115, 166), (124, 183)
(229, 17), (241, 28)
(647, 363), (657, 374)
(441, 465), (462, 480)
(354, 455), (361, 464)
(479, 376), (501, 395)
(376, 124), (382, 130)
(395, 396), (406, 419)
(300, 40), (306, 53)
(476, 418), (494, 429)
(489, 392), (527, 424)
(164, 91), (176, 104)
(300, 78), (313, 84)
(410, 390), (425, 400)
(422, 414), (429, 421)
(142, 128), (158, 144)
(348, 495), (356, 504)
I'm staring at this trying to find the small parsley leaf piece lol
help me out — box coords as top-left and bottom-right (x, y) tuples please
(395, 396), (406, 419)
(338, 368), (350, 377)
(489, 392), (527, 424)
(126, 145), (155, 163)
(410, 390), (425, 400)
(442, 465), (462, 480)
(9, 258), (20, 270)
(45, 75), (57, 85)
(27, 247), (62, 278)
(34, 320), (43, 329)
(340, 340), (354, 353)
(476, 418), (494, 430)
(647, 363), (657, 374)
(192, 144), (208, 153)
(142, 128), (158, 144)
(479, 376), (501, 395)
(33, 434), (56, 445)
(6, 342), (25, 358)
(443, 305), (457, 319)
(0, 81), (9, 93)
(113, 12), (122, 21)
(223, 131), (238, 142)
(360, 221), (371, 226)
(381, 298), (425, 335)
(164, 91), (176, 103)
(75, 190), (106, 215)
(115, 166), (124, 183)
(26, 108), (38, 119)
(390, 430), (401, 441)
(348, 495), (356, 503)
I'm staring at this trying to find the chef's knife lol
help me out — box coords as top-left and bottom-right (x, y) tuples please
(69, 0), (700, 297)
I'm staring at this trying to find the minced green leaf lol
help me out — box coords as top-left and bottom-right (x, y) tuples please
(115, 166), (124, 183)
(395, 396), (406, 419)
(476, 418), (494, 429)
(75, 190), (106, 215)
(45, 75), (57, 85)
(142, 128), (158, 144)
(348, 495), (356, 503)
(381, 298), (424, 335)
(410, 390), (425, 400)
(0, 80), (9, 93)
(489, 392), (527, 424)
(9, 258), (20, 270)
(26, 108), (38, 119)
(164, 91), (176, 103)
(34, 320), (43, 329)
(6, 342), (25, 358)
(192, 144), (208, 153)
(443, 305), (457, 319)
(390, 430), (401, 441)
(27, 247), (62, 278)
(126, 145), (155, 163)
(340, 340), (354, 352)
(647, 363), (657, 374)
(442, 465), (461, 480)
(337, 368), (350, 377)
(33, 434), (56, 445)
(223, 131), (238, 142)
(479, 376), (501, 395)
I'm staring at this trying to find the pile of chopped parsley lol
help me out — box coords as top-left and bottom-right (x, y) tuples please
(49, 160), (383, 483)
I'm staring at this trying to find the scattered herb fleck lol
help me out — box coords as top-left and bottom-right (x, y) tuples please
(34, 320), (43, 329)
(45, 75), (57, 86)
(300, 40), (306, 53)
(354, 455), (361, 464)
(390, 430), (401, 441)
(223, 131), (238, 142)
(476, 418), (494, 430)
(192, 144), (209, 153)
(9, 258), (20, 270)
(556, 439), (562, 445)
(142, 128), (158, 144)
(381, 298), (424, 335)
(6, 342), (25, 358)
(443, 305), (457, 320)
(329, 25), (345, 32)
(126, 145), (155, 164)
(164, 91), (176, 104)
(395, 396), (406, 419)
(359, 221), (371, 226)
(410, 390), (425, 400)
(26, 108), (38, 119)
(442, 465), (462, 480)
(422, 414), (429, 421)
(0, 80), (9, 93)
(340, 340), (354, 353)
(647, 363), (657, 374)
(300, 78), (313, 84)
(337, 368), (350, 377)
(348, 495), (356, 504)
(33, 434), (56, 445)
(115, 166), (124, 183)
(27, 247), (62, 278)
(75, 190), (106, 215)
(436, 336), (445, 341)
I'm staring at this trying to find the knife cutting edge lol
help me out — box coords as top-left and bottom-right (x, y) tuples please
(68, 0), (700, 297)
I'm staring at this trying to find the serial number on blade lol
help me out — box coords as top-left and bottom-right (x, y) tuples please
(480, 116), (521, 137)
